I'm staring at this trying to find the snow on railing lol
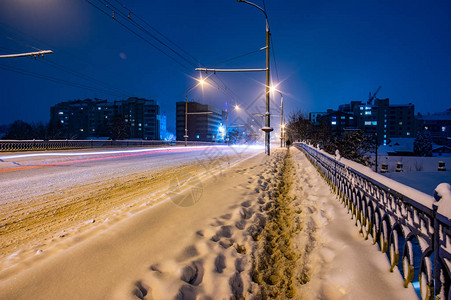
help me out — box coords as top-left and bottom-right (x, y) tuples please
(0, 140), (217, 152)
(295, 142), (451, 300)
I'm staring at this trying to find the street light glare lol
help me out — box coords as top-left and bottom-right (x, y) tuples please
(270, 85), (276, 93)
(234, 105), (240, 110)
(199, 79), (205, 85)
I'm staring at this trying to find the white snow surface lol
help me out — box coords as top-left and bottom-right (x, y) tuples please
(304, 144), (436, 211)
(435, 183), (451, 217)
(0, 147), (418, 299)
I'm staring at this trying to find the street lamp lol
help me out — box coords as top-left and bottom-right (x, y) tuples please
(226, 104), (240, 145)
(237, 0), (273, 155)
(269, 85), (284, 148)
(184, 78), (205, 146)
(280, 92), (284, 147)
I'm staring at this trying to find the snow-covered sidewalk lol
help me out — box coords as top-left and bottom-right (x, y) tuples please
(0, 148), (418, 299)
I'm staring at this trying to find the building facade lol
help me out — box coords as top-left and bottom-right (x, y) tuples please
(311, 98), (416, 146)
(419, 109), (451, 146)
(50, 97), (160, 140)
(114, 97), (160, 140)
(50, 99), (114, 139)
(176, 101), (224, 142)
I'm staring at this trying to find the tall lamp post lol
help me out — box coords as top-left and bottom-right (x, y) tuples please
(184, 79), (204, 146)
(280, 92), (284, 147)
(226, 104), (240, 145)
(237, 0), (272, 155)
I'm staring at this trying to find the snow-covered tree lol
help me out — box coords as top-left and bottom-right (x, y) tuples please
(414, 130), (432, 156)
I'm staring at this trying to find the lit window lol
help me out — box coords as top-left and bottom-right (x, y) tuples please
(196, 135), (200, 139)
(350, 116), (354, 120)
(138, 123), (142, 127)
(425, 126), (428, 130)
(341, 116), (346, 119)
(58, 111), (64, 115)
(360, 107), (363, 110)
(384, 125), (387, 128)
(60, 120), (64, 124)
(384, 135), (387, 138)
(80, 129), (84, 132)
(331, 121), (337, 125)
(98, 107), (101, 110)
(442, 126), (446, 132)
(92, 129), (95, 132)
(105, 116), (108, 119)
(407, 132), (410, 136)
(365, 107), (371, 110)
(332, 116), (337, 120)
(364, 121), (371, 126)
(365, 111), (371, 115)
(372, 121), (377, 126)
(399, 122), (403, 125)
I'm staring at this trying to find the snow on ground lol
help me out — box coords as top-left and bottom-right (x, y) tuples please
(370, 155), (451, 195)
(0, 146), (418, 299)
(290, 149), (418, 299)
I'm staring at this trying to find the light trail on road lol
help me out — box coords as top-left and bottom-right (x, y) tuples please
(0, 145), (263, 173)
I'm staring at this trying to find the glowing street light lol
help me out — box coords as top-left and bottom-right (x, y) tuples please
(184, 77), (205, 146)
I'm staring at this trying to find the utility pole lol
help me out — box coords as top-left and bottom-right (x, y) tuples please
(197, 0), (273, 155)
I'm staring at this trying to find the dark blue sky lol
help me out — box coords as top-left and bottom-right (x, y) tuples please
(1, 0), (450, 132)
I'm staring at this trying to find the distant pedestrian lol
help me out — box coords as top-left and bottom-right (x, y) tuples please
(286, 140), (291, 148)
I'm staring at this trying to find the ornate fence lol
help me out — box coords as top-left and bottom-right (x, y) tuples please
(295, 143), (451, 300)
(0, 140), (216, 152)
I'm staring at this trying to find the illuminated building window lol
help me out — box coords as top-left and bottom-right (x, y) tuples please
(365, 111), (371, 115)
(331, 121), (337, 125)
(80, 129), (84, 132)
(407, 132), (410, 136)
(58, 111), (64, 115)
(371, 121), (377, 125)
(442, 126), (446, 132)
(364, 121), (371, 126)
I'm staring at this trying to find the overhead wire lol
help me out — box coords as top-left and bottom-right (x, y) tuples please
(85, 0), (193, 71)
(37, 59), (131, 98)
(0, 23), (137, 98)
(86, 0), (252, 105)
(0, 63), (128, 98)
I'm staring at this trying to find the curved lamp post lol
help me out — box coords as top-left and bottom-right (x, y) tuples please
(237, 0), (273, 155)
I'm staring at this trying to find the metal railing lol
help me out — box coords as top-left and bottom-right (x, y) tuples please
(0, 140), (218, 152)
(295, 143), (450, 300)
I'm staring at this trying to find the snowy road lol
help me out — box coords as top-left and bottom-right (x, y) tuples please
(0, 145), (261, 272)
(0, 146), (418, 299)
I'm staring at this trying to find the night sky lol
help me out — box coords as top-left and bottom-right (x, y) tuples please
(1, 0), (450, 133)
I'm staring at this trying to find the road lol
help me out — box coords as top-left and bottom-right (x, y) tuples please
(0, 145), (262, 273)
